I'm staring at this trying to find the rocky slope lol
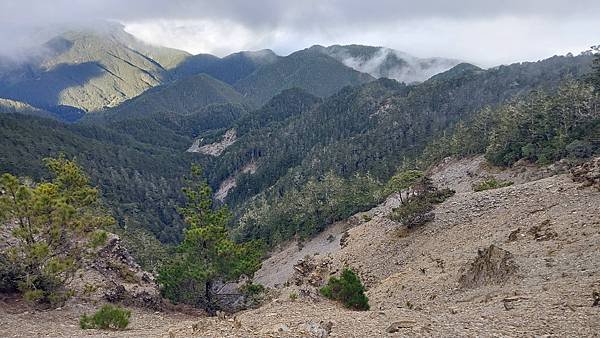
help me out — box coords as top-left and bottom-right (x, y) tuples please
(2, 156), (599, 337)
(202, 156), (600, 337)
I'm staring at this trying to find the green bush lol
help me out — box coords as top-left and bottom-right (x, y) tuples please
(566, 140), (593, 159)
(389, 198), (435, 228)
(242, 283), (265, 296)
(80, 304), (131, 330)
(472, 178), (513, 192)
(0, 253), (23, 293)
(388, 182), (455, 229)
(320, 268), (369, 310)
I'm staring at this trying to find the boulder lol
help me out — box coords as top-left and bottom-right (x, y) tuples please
(458, 245), (518, 289)
(571, 157), (600, 191)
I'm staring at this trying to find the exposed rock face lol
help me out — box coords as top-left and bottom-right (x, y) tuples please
(289, 256), (329, 288)
(0, 221), (161, 309)
(68, 233), (162, 309)
(571, 157), (600, 191)
(4, 156), (600, 337)
(215, 160), (258, 202)
(188, 129), (237, 156)
(458, 245), (519, 289)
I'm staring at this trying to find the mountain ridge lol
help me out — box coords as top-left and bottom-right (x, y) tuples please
(312, 44), (462, 83)
(0, 26), (471, 121)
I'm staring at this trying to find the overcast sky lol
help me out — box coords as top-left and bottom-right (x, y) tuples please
(1, 0), (599, 66)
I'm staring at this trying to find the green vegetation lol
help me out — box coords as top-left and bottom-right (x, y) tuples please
(91, 74), (250, 124)
(0, 25), (189, 116)
(80, 304), (131, 330)
(589, 46), (600, 92)
(210, 54), (593, 246)
(485, 81), (599, 166)
(0, 113), (191, 245)
(234, 48), (374, 106)
(320, 268), (369, 310)
(472, 178), (514, 192)
(238, 172), (382, 245)
(157, 166), (263, 311)
(0, 156), (114, 306)
(0, 98), (56, 119)
(0, 46), (595, 264)
(289, 292), (298, 301)
(385, 170), (424, 202)
(388, 177), (455, 228)
(241, 283), (265, 296)
(421, 79), (600, 167)
(170, 49), (280, 85)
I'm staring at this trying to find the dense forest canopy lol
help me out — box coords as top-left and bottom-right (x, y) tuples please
(0, 48), (597, 263)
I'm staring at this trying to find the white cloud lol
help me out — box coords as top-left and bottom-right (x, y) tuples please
(124, 19), (269, 56)
(0, 0), (598, 65)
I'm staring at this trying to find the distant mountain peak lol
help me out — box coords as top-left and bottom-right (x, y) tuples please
(315, 44), (461, 83)
(0, 25), (190, 115)
(238, 49), (279, 63)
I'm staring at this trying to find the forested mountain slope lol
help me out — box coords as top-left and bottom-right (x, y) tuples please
(0, 51), (594, 250)
(0, 24), (189, 116)
(87, 74), (249, 123)
(0, 113), (192, 243)
(233, 48), (375, 106)
(0, 98), (56, 119)
(169, 49), (280, 84)
(203, 54), (594, 208)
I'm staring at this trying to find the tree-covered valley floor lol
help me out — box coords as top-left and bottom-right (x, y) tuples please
(2, 156), (599, 337)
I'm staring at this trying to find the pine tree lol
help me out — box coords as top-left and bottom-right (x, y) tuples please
(0, 156), (114, 306)
(157, 165), (263, 312)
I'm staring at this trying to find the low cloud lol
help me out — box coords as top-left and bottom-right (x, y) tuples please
(1, 0), (599, 66)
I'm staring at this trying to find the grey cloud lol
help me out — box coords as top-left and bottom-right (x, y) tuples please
(0, 0), (599, 65)
(4, 0), (600, 24)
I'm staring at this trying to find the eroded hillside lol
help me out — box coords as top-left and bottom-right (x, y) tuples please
(3, 157), (598, 337)
(199, 157), (600, 337)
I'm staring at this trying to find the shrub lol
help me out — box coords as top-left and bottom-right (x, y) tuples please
(89, 230), (109, 248)
(389, 197), (435, 228)
(566, 140), (593, 159)
(242, 283), (265, 296)
(0, 253), (23, 293)
(80, 304), (131, 330)
(472, 178), (513, 192)
(388, 183), (455, 228)
(320, 268), (369, 310)
(289, 292), (298, 301)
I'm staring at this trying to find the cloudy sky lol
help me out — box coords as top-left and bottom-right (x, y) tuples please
(1, 0), (599, 66)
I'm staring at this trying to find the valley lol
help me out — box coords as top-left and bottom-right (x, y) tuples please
(2, 157), (599, 337)
(0, 15), (599, 338)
